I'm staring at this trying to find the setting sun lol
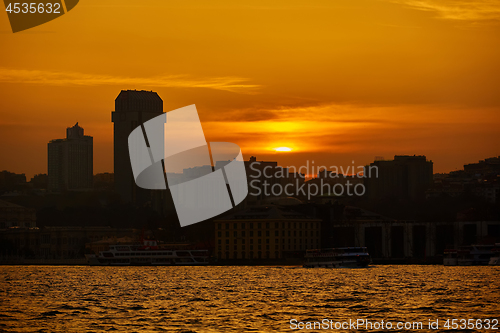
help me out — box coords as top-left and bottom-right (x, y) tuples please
(275, 147), (292, 152)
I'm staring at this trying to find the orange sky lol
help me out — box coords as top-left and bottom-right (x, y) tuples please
(1, 0), (499, 179)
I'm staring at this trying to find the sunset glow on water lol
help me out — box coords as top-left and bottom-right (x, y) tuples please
(1, 266), (499, 332)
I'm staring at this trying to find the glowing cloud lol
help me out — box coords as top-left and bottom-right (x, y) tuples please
(388, 0), (500, 21)
(0, 68), (260, 94)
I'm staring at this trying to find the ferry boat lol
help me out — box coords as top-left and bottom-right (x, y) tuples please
(303, 247), (371, 268)
(85, 239), (209, 266)
(488, 244), (500, 266)
(443, 244), (497, 266)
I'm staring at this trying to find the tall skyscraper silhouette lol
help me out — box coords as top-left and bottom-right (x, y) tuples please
(48, 123), (93, 192)
(112, 90), (164, 204)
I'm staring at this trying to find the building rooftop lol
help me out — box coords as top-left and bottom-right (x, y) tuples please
(115, 90), (163, 113)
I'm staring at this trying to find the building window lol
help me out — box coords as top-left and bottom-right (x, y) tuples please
(258, 231), (262, 237)
(266, 222), (269, 229)
(242, 231), (246, 237)
(218, 231), (221, 237)
(226, 223), (229, 229)
(234, 223), (238, 229)
(275, 238), (279, 243)
(234, 231), (237, 237)
(266, 231), (269, 237)
(266, 239), (269, 244)
(226, 239), (229, 244)
(241, 252), (246, 259)
(250, 223), (254, 229)
(218, 239), (221, 244)
(250, 231), (254, 237)
(218, 223), (221, 229)
(242, 239), (245, 244)
(258, 223), (261, 229)
(242, 223), (246, 229)
(226, 231), (229, 237)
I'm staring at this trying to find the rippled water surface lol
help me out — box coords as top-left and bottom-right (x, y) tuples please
(1, 266), (499, 332)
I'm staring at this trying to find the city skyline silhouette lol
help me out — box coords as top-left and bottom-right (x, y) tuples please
(1, 1), (500, 179)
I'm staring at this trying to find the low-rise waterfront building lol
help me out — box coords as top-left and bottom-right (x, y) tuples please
(214, 205), (321, 260)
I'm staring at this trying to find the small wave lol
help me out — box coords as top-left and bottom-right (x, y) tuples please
(41, 310), (63, 316)
(58, 304), (89, 311)
(313, 304), (339, 309)
(323, 297), (358, 302)
(128, 305), (146, 310)
(188, 297), (208, 302)
(416, 306), (438, 311)
(256, 314), (276, 320)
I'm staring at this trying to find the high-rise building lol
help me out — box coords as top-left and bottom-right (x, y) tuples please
(48, 123), (93, 192)
(364, 155), (433, 201)
(112, 90), (164, 203)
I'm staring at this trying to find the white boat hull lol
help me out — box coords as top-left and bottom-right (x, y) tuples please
(303, 247), (371, 268)
(489, 256), (500, 266)
(85, 242), (210, 266)
(85, 254), (209, 266)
